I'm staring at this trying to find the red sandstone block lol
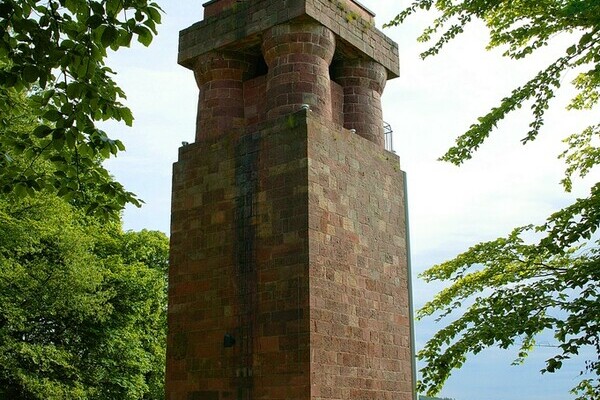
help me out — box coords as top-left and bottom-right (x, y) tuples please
(259, 335), (280, 352)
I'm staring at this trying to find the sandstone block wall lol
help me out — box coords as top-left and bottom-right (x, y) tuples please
(306, 116), (411, 400)
(169, 113), (313, 400)
(168, 1), (413, 399)
(168, 111), (412, 400)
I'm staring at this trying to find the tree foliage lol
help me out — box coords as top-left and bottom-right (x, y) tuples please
(419, 396), (455, 400)
(0, 193), (169, 400)
(0, 0), (162, 218)
(387, 1), (599, 398)
(0, 67), (169, 399)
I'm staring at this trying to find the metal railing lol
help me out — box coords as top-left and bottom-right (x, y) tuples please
(384, 121), (395, 153)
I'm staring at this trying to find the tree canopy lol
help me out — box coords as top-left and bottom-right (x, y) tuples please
(0, 0), (162, 218)
(0, 61), (169, 400)
(0, 194), (169, 400)
(387, 1), (599, 399)
(0, 2), (170, 397)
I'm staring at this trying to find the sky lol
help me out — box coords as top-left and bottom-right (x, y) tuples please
(102, 1), (597, 399)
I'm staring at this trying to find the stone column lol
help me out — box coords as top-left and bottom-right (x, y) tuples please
(262, 21), (335, 119)
(193, 51), (254, 141)
(332, 59), (387, 147)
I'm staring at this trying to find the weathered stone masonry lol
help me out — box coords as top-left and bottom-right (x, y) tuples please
(168, 1), (412, 399)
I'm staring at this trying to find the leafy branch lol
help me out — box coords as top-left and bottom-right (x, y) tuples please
(386, 1), (600, 398)
(0, 0), (163, 218)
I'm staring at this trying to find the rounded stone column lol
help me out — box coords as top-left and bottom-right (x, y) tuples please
(262, 21), (335, 119)
(331, 59), (387, 147)
(193, 51), (254, 141)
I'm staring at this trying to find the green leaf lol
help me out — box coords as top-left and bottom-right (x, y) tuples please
(120, 108), (134, 126)
(106, 0), (123, 17)
(114, 140), (126, 151)
(43, 109), (62, 122)
(61, 39), (75, 50)
(33, 125), (53, 138)
(65, 0), (79, 13)
(66, 82), (83, 99)
(101, 25), (119, 48)
(22, 66), (38, 83)
(99, 144), (111, 158)
(117, 30), (133, 47)
(579, 33), (593, 47)
(56, 186), (72, 197)
(65, 129), (76, 148)
(53, 138), (65, 151)
(148, 6), (162, 24)
(135, 25), (153, 47)
(41, 90), (55, 106)
(14, 182), (28, 198)
(52, 127), (65, 146)
(78, 142), (94, 158)
(87, 14), (103, 29)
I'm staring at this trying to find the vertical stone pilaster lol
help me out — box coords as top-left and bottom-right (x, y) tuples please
(262, 21), (335, 119)
(193, 51), (254, 141)
(332, 59), (387, 147)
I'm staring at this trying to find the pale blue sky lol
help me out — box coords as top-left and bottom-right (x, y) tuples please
(103, 1), (597, 399)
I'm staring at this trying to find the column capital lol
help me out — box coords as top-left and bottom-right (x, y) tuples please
(331, 58), (387, 147)
(261, 21), (336, 119)
(331, 58), (387, 94)
(192, 50), (255, 141)
(193, 50), (256, 88)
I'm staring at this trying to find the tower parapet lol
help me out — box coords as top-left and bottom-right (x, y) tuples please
(178, 0), (399, 146)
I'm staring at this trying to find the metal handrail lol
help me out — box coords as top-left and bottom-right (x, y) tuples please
(384, 121), (395, 153)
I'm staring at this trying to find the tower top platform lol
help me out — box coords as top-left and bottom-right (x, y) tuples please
(178, 0), (400, 79)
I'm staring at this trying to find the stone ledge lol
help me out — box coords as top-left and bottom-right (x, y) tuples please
(179, 0), (399, 79)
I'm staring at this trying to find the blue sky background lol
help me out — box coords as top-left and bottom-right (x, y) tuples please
(102, 1), (597, 399)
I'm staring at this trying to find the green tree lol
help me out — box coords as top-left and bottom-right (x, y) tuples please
(0, 0), (162, 217)
(386, 1), (599, 399)
(419, 396), (455, 400)
(0, 79), (136, 220)
(0, 77), (169, 399)
(0, 193), (169, 400)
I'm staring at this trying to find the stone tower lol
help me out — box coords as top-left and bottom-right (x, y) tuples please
(167, 1), (413, 399)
